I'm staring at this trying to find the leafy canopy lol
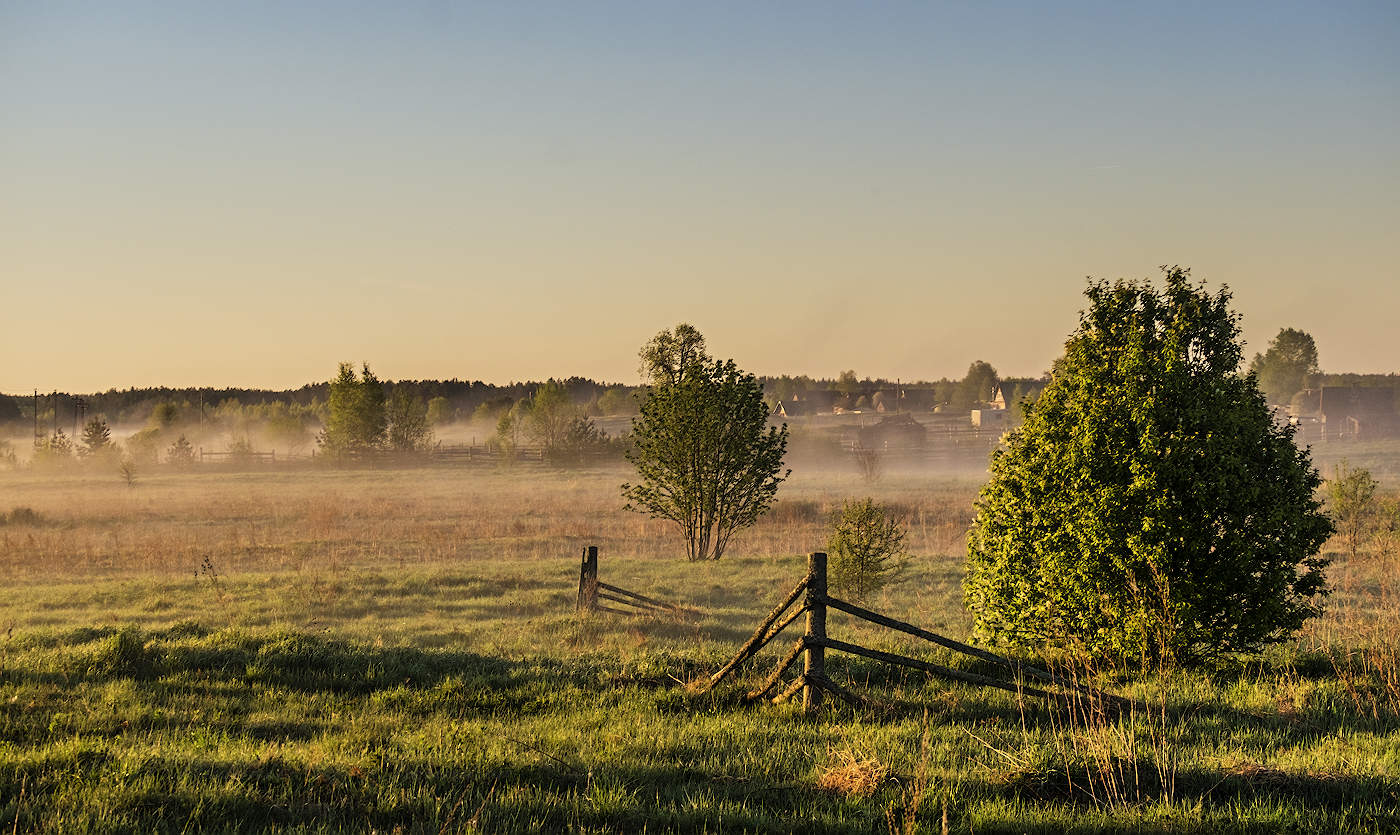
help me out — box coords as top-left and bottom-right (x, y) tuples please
(965, 268), (1333, 664)
(319, 363), (387, 455)
(623, 324), (789, 561)
(1250, 327), (1319, 405)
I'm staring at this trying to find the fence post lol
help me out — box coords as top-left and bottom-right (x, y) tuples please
(577, 545), (599, 613)
(803, 551), (827, 714)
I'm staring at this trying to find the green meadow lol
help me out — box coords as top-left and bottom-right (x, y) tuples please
(0, 466), (1396, 832)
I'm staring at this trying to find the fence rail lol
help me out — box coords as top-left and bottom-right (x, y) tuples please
(701, 551), (1116, 713)
(576, 546), (682, 616)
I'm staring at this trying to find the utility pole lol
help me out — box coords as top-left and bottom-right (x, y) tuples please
(33, 390), (39, 446)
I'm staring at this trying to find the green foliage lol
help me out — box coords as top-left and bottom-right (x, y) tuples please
(493, 412), (519, 460)
(318, 362), (387, 456)
(521, 380), (577, 450)
(638, 323), (708, 387)
(548, 416), (617, 466)
(150, 401), (180, 428)
(425, 395), (455, 426)
(79, 417), (112, 459)
(386, 389), (433, 453)
(966, 268), (1333, 664)
(1250, 327), (1320, 405)
(1327, 460), (1378, 560)
(596, 386), (637, 416)
(472, 396), (514, 424)
(124, 427), (163, 464)
(623, 324), (789, 561)
(827, 498), (908, 601)
(956, 360), (1000, 410)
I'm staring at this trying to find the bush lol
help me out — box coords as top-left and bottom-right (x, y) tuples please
(827, 498), (908, 601)
(1327, 460), (1378, 560)
(965, 269), (1333, 664)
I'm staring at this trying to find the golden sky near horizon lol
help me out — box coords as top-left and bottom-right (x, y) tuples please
(3, 2), (1397, 393)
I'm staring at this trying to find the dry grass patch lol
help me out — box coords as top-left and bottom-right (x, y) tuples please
(817, 748), (888, 798)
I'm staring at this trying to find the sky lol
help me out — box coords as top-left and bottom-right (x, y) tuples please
(3, 1), (1398, 393)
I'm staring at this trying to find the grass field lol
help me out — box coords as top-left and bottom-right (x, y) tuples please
(0, 463), (1397, 832)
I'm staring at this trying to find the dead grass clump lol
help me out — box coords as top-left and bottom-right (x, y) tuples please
(817, 748), (887, 798)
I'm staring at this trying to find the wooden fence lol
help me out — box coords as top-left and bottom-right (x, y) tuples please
(700, 551), (1113, 713)
(198, 449), (277, 464)
(576, 546), (681, 616)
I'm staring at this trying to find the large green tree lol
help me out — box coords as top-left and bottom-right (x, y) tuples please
(623, 325), (789, 561)
(1250, 327), (1319, 405)
(965, 269), (1332, 663)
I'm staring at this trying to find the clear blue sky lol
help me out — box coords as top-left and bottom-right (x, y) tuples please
(3, 1), (1397, 391)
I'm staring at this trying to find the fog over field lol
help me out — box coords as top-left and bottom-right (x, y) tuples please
(4, 0), (1399, 830)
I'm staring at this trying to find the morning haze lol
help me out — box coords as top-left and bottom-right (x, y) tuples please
(3, 3), (1400, 833)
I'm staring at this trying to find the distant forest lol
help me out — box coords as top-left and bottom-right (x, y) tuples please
(3, 368), (1399, 435)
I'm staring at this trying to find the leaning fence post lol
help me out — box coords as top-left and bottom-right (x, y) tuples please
(803, 551), (827, 714)
(577, 546), (599, 613)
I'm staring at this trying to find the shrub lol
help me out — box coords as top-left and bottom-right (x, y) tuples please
(827, 498), (908, 601)
(1327, 460), (1378, 560)
(965, 269), (1333, 664)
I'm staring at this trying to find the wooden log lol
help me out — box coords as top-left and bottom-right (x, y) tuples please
(772, 675), (807, 705)
(697, 571), (810, 692)
(761, 604), (806, 650)
(803, 552), (827, 714)
(820, 595), (1101, 698)
(745, 638), (806, 702)
(597, 591), (663, 610)
(576, 546), (598, 613)
(808, 636), (1053, 700)
(597, 582), (679, 612)
(593, 604), (635, 616)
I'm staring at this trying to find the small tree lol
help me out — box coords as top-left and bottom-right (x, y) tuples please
(521, 380), (577, 451)
(1327, 460), (1378, 561)
(851, 443), (883, 483)
(827, 498), (908, 601)
(32, 430), (74, 470)
(118, 455), (138, 488)
(623, 324), (789, 561)
(966, 268), (1333, 664)
(167, 435), (196, 469)
(79, 418), (113, 459)
(386, 389), (433, 453)
(549, 416), (614, 466)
